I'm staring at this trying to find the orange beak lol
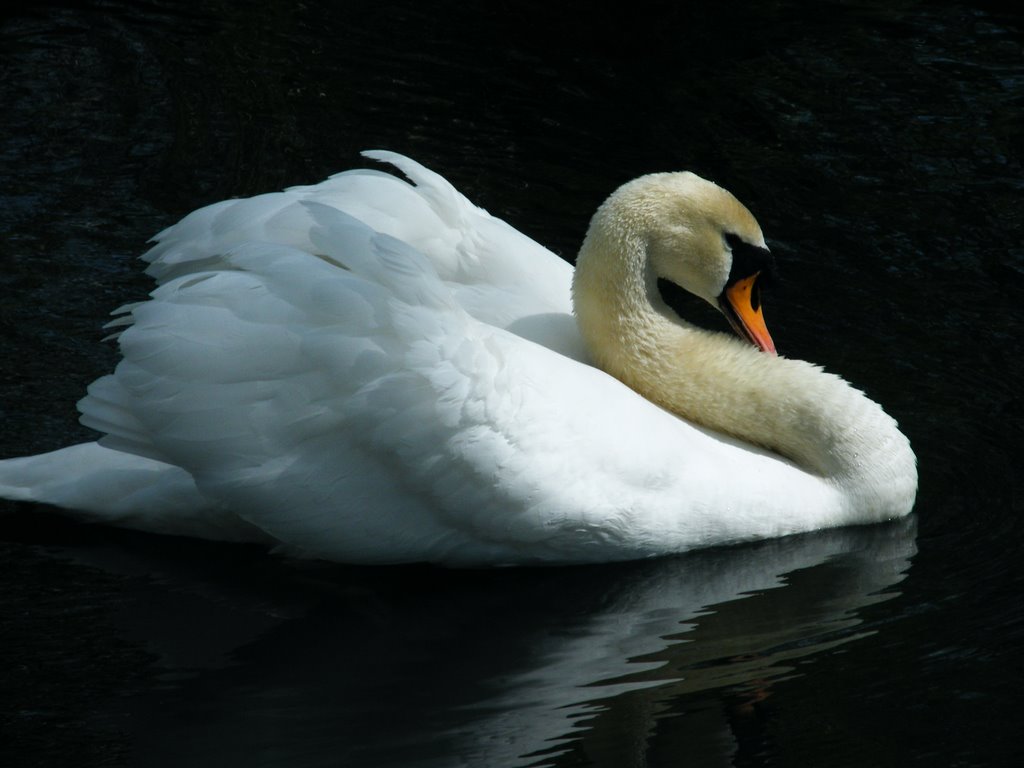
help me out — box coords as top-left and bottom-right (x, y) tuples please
(721, 273), (777, 355)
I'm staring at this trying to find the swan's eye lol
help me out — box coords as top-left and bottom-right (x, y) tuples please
(658, 278), (726, 332)
(723, 233), (776, 290)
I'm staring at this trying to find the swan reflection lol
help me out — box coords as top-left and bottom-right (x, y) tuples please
(57, 516), (915, 766)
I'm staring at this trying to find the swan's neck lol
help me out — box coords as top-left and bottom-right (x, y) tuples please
(572, 226), (915, 495)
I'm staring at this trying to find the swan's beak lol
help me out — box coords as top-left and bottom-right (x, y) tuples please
(720, 273), (777, 355)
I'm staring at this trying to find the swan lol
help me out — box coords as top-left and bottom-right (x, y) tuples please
(0, 152), (917, 565)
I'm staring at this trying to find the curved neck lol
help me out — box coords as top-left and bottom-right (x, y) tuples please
(572, 225), (915, 491)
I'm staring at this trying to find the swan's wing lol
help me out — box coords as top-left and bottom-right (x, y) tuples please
(80, 207), (671, 563)
(140, 152), (580, 356)
(349, 151), (575, 325)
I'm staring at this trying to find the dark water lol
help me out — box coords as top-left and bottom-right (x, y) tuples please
(1, 1), (1022, 765)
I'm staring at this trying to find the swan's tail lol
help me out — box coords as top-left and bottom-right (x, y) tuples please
(0, 442), (269, 543)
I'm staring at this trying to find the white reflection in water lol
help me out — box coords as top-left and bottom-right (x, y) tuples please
(59, 516), (915, 767)
(453, 518), (916, 766)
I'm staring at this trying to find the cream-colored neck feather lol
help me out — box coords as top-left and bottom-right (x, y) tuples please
(572, 172), (916, 509)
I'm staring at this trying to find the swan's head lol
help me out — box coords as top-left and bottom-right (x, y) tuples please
(573, 170), (777, 355)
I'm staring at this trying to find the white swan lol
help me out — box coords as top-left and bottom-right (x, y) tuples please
(0, 152), (917, 565)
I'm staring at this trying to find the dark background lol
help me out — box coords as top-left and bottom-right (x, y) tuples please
(1, 1), (1022, 765)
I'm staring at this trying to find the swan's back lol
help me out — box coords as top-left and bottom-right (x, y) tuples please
(140, 152), (577, 347)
